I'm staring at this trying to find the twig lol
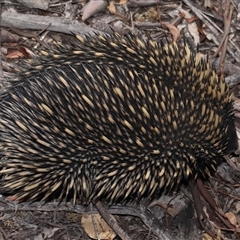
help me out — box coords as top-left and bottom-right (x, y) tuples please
(218, 0), (233, 78)
(182, 0), (240, 63)
(95, 201), (132, 240)
(1, 11), (105, 36)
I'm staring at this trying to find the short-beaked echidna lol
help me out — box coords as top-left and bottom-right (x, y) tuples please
(0, 34), (238, 204)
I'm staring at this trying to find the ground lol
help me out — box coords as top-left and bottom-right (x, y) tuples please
(1, 0), (240, 239)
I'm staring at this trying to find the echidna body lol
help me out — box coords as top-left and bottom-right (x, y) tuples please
(0, 34), (237, 204)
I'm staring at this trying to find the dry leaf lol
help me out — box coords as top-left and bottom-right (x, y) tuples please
(108, 1), (117, 15)
(152, 195), (186, 217)
(235, 201), (240, 213)
(6, 46), (29, 59)
(6, 50), (24, 59)
(204, 0), (214, 9)
(225, 211), (237, 226)
(82, 0), (107, 21)
(119, 0), (127, 4)
(177, 7), (200, 45)
(202, 231), (221, 240)
(162, 22), (180, 41)
(81, 213), (116, 240)
(35, 227), (60, 240)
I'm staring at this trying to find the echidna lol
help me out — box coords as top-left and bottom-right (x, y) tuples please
(0, 33), (238, 205)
